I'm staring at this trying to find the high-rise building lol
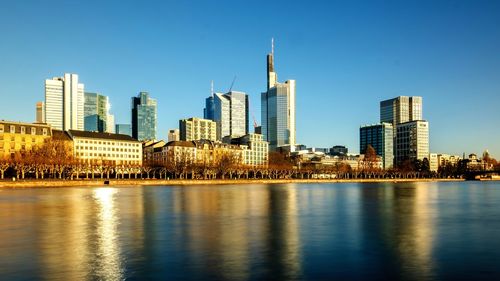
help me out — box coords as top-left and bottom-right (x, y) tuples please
(45, 73), (84, 131)
(131, 92), (157, 141)
(84, 92), (110, 133)
(261, 39), (296, 151)
(330, 145), (348, 157)
(395, 120), (429, 166)
(115, 124), (132, 137)
(179, 117), (217, 141)
(360, 123), (394, 169)
(380, 96), (422, 126)
(168, 129), (180, 142)
(35, 101), (45, 123)
(206, 91), (249, 140)
(106, 114), (115, 133)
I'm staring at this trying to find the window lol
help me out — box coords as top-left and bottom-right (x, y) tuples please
(31, 127), (36, 135)
(42, 128), (47, 136)
(10, 125), (15, 133)
(21, 127), (25, 134)
(0, 125), (4, 133)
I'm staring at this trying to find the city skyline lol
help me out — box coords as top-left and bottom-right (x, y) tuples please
(1, 1), (499, 158)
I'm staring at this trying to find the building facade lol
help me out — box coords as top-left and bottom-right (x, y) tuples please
(330, 145), (348, 157)
(168, 129), (180, 142)
(131, 92), (157, 141)
(261, 42), (296, 151)
(360, 123), (394, 169)
(204, 91), (249, 140)
(36, 101), (45, 123)
(0, 121), (52, 158)
(229, 134), (269, 166)
(395, 120), (429, 166)
(115, 124), (132, 137)
(380, 96), (422, 126)
(84, 92), (110, 133)
(179, 118), (217, 141)
(68, 130), (142, 166)
(45, 73), (84, 131)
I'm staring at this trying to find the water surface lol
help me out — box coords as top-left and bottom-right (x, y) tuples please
(1, 181), (499, 280)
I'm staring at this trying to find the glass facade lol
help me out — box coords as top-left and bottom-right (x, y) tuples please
(84, 92), (109, 133)
(360, 123), (394, 169)
(115, 124), (132, 137)
(262, 82), (295, 151)
(209, 91), (249, 140)
(380, 96), (422, 125)
(395, 120), (429, 166)
(131, 92), (157, 141)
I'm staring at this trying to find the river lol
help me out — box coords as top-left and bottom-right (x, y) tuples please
(1, 181), (499, 280)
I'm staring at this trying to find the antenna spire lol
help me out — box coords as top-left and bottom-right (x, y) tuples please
(271, 37), (274, 55)
(210, 80), (214, 96)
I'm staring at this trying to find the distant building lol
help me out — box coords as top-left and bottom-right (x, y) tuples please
(131, 92), (157, 141)
(168, 129), (180, 142)
(261, 39), (296, 151)
(143, 140), (167, 165)
(45, 73), (84, 131)
(35, 101), (45, 123)
(0, 121), (52, 158)
(115, 124), (132, 137)
(204, 91), (249, 140)
(429, 153), (438, 172)
(84, 92), (110, 133)
(437, 154), (461, 168)
(330, 145), (348, 157)
(380, 96), (422, 126)
(229, 134), (269, 166)
(395, 120), (429, 166)
(106, 114), (115, 133)
(360, 123), (394, 169)
(179, 117), (217, 141)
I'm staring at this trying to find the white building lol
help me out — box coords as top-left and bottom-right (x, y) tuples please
(229, 134), (269, 166)
(179, 117), (217, 141)
(67, 130), (142, 166)
(395, 120), (429, 166)
(168, 129), (180, 142)
(429, 153), (438, 172)
(45, 73), (84, 131)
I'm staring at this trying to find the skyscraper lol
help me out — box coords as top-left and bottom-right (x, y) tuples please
(380, 96), (422, 126)
(45, 73), (84, 131)
(206, 91), (249, 140)
(84, 92), (110, 133)
(395, 120), (429, 165)
(131, 92), (157, 141)
(35, 101), (45, 123)
(360, 123), (394, 169)
(261, 39), (296, 151)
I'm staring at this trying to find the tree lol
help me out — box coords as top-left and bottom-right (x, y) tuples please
(363, 145), (378, 172)
(0, 155), (11, 179)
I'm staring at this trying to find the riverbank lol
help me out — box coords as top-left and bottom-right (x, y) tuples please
(0, 178), (467, 188)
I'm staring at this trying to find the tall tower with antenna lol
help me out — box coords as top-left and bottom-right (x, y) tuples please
(267, 38), (277, 90)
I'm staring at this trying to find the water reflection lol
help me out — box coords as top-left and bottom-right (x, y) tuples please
(1, 182), (500, 280)
(92, 188), (123, 280)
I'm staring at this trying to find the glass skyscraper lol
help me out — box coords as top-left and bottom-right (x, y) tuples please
(204, 91), (249, 140)
(84, 92), (109, 133)
(360, 123), (394, 169)
(131, 92), (157, 141)
(261, 40), (296, 151)
(380, 96), (422, 126)
(116, 124), (132, 137)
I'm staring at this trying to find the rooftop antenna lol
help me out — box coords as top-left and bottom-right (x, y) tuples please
(210, 80), (214, 97)
(271, 37), (274, 55)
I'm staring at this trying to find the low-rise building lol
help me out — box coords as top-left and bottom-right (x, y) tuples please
(0, 120), (52, 158)
(229, 134), (269, 166)
(429, 153), (438, 172)
(68, 130), (142, 166)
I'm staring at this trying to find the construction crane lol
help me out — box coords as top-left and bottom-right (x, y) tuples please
(228, 75), (237, 92)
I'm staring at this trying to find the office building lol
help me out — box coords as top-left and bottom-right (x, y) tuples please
(360, 123), (394, 169)
(115, 124), (132, 137)
(45, 73), (84, 131)
(84, 92), (110, 133)
(429, 153), (438, 172)
(205, 91), (249, 140)
(229, 134), (269, 166)
(261, 39), (296, 151)
(67, 130), (142, 166)
(131, 92), (157, 141)
(380, 96), (422, 126)
(106, 114), (115, 133)
(330, 145), (348, 157)
(35, 102), (45, 123)
(395, 120), (429, 166)
(179, 117), (217, 141)
(0, 121), (52, 158)
(168, 129), (180, 142)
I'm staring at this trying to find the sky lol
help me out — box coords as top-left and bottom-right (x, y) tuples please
(0, 0), (499, 158)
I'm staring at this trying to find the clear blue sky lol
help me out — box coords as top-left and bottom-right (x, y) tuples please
(1, 0), (499, 158)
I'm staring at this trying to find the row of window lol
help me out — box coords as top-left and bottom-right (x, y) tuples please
(0, 125), (48, 136)
(76, 152), (140, 158)
(75, 139), (140, 147)
(76, 145), (139, 153)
